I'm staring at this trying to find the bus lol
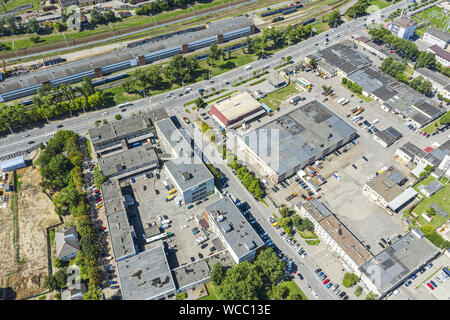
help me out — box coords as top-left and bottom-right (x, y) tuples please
(117, 102), (134, 109)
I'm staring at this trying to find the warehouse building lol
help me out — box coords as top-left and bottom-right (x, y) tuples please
(413, 68), (450, 93)
(373, 127), (403, 148)
(98, 145), (159, 179)
(305, 42), (370, 78)
(359, 228), (440, 299)
(0, 156), (27, 172)
(297, 200), (372, 274)
(347, 66), (395, 103)
(204, 197), (265, 264)
(237, 100), (357, 183)
(116, 245), (176, 300)
(394, 141), (427, 164)
(209, 92), (264, 129)
(362, 166), (418, 212)
(88, 109), (167, 157)
(155, 118), (214, 204)
(0, 16), (255, 102)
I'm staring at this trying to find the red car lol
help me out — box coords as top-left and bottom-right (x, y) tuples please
(427, 282), (435, 290)
(96, 198), (102, 203)
(323, 279), (330, 285)
(94, 189), (100, 194)
(422, 132), (427, 136)
(100, 226), (106, 230)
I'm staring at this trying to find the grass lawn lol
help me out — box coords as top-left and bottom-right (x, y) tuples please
(4, 0), (41, 12)
(259, 82), (299, 111)
(199, 282), (219, 300)
(305, 239), (320, 245)
(357, 93), (373, 103)
(313, 21), (331, 34)
(422, 111), (450, 134)
(412, 178), (450, 230)
(414, 5), (449, 31)
(273, 280), (308, 300)
(368, 0), (392, 10)
(298, 230), (318, 239)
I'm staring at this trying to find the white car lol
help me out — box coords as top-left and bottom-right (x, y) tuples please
(311, 291), (319, 299)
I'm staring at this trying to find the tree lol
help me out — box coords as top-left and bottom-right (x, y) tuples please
(28, 19), (40, 34)
(327, 10), (342, 28)
(414, 51), (436, 69)
(272, 285), (289, 300)
(366, 291), (378, 300)
(211, 262), (227, 286)
(279, 206), (291, 218)
(355, 286), (363, 297)
(254, 248), (285, 286)
(342, 272), (359, 287)
(309, 57), (317, 69)
(194, 98), (206, 109)
(29, 35), (41, 43)
(217, 261), (263, 300)
(53, 21), (67, 32)
(115, 114), (122, 120)
(94, 120), (101, 127)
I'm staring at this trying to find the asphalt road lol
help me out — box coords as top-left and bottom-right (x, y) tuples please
(0, 0), (408, 158)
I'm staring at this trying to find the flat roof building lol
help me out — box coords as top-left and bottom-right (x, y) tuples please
(423, 27), (450, 49)
(238, 100), (357, 183)
(363, 166), (417, 212)
(116, 245), (176, 300)
(373, 126), (403, 148)
(388, 17), (417, 40)
(306, 42), (371, 78)
(1, 156), (26, 172)
(98, 144), (159, 179)
(297, 200), (372, 273)
(209, 92), (263, 129)
(359, 229), (440, 298)
(427, 44), (450, 67)
(413, 68), (450, 91)
(347, 66), (395, 103)
(155, 118), (214, 204)
(394, 141), (427, 164)
(204, 197), (265, 263)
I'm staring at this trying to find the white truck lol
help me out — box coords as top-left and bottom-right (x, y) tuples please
(161, 219), (171, 225)
(195, 236), (208, 246)
(146, 232), (167, 244)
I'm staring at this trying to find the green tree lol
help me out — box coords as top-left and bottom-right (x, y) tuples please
(29, 35), (41, 43)
(366, 291), (378, 300)
(342, 272), (359, 287)
(211, 262), (227, 286)
(115, 114), (122, 120)
(327, 10), (342, 28)
(355, 286), (363, 297)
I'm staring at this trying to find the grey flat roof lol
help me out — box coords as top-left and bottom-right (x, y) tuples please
(312, 42), (370, 75)
(205, 197), (264, 260)
(348, 67), (393, 94)
(98, 145), (158, 178)
(156, 118), (213, 192)
(425, 27), (450, 43)
(297, 199), (332, 221)
(101, 180), (136, 261)
(359, 230), (439, 295)
(423, 179), (444, 195)
(415, 68), (450, 87)
(172, 259), (211, 290)
(398, 141), (427, 159)
(365, 166), (406, 202)
(117, 245), (176, 300)
(0, 16), (252, 95)
(89, 111), (155, 148)
(372, 85), (398, 102)
(387, 187), (418, 211)
(241, 100), (356, 176)
(413, 100), (444, 120)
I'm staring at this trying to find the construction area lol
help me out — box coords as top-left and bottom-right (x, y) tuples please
(0, 150), (60, 300)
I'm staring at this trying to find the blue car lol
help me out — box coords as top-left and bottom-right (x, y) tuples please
(405, 280), (412, 287)
(430, 280), (438, 288)
(410, 274), (417, 280)
(110, 281), (117, 285)
(326, 282), (333, 289)
(317, 272), (324, 277)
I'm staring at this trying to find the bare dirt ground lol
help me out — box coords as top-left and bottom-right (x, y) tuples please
(1, 150), (60, 300)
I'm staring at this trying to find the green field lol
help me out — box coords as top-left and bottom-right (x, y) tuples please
(413, 5), (450, 32)
(3, 0), (41, 12)
(412, 177), (450, 230)
(270, 280), (308, 300)
(259, 82), (299, 111)
(422, 111), (450, 134)
(368, 0), (392, 10)
(199, 282), (219, 300)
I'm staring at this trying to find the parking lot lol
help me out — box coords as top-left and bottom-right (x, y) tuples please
(119, 170), (223, 269)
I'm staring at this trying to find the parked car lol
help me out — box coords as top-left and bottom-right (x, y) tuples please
(323, 279), (330, 285)
(427, 282), (435, 290)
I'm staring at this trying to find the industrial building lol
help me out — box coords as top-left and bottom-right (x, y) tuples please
(394, 141), (427, 164)
(98, 145), (159, 179)
(422, 27), (450, 49)
(209, 92), (264, 129)
(116, 245), (176, 300)
(0, 156), (27, 172)
(305, 42), (371, 78)
(155, 118), (214, 204)
(0, 16), (255, 102)
(387, 17), (417, 40)
(297, 200), (373, 274)
(204, 197), (265, 264)
(347, 66), (395, 103)
(237, 100), (357, 183)
(413, 68), (450, 93)
(362, 166), (418, 212)
(373, 126), (403, 148)
(359, 228), (440, 299)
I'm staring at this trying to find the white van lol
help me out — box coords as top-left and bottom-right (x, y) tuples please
(372, 119), (379, 125)
(244, 65), (252, 71)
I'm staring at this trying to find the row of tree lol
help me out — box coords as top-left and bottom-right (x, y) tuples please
(90, 9), (117, 26)
(0, 16), (42, 37)
(341, 78), (363, 95)
(277, 206), (314, 237)
(369, 26), (419, 60)
(210, 249), (303, 300)
(136, 0), (201, 16)
(38, 131), (102, 299)
(0, 77), (110, 135)
(381, 56), (433, 96)
(347, 0), (370, 18)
